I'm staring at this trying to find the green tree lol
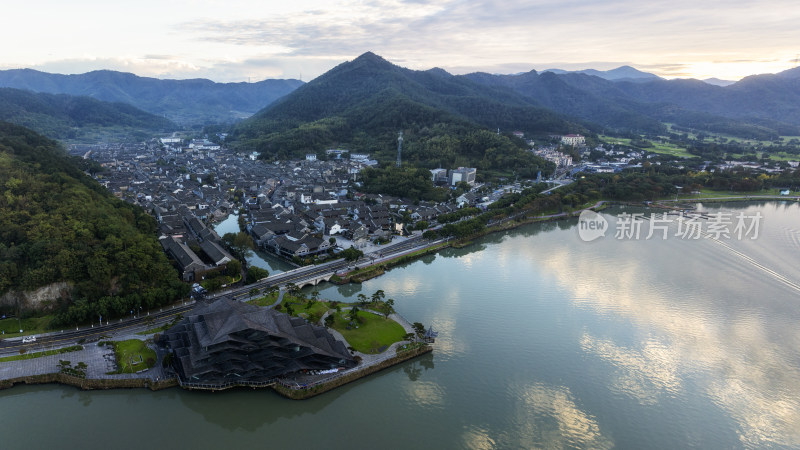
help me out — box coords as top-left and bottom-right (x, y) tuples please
(222, 232), (255, 260)
(348, 305), (360, 323)
(341, 246), (364, 261)
(384, 298), (394, 318)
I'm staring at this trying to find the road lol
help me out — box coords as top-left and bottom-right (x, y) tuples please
(0, 234), (437, 356)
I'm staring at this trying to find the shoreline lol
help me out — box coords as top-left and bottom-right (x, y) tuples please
(2, 196), (791, 396)
(0, 344), (433, 399)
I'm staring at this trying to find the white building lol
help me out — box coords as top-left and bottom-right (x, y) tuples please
(561, 134), (586, 146)
(449, 167), (477, 186)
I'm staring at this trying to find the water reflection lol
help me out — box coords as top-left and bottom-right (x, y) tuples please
(528, 203), (800, 447)
(178, 388), (339, 432)
(580, 333), (681, 405)
(402, 353), (435, 381)
(504, 381), (613, 449)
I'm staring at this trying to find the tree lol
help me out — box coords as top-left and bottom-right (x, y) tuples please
(357, 293), (369, 307)
(329, 237), (336, 246)
(225, 259), (242, 277)
(285, 282), (299, 296)
(245, 266), (269, 284)
(403, 332), (416, 342)
(341, 246), (364, 261)
(324, 314), (335, 328)
(423, 230), (438, 240)
(371, 289), (385, 304)
(222, 232), (255, 260)
(348, 305), (360, 323)
(413, 322), (426, 337)
(384, 298), (395, 318)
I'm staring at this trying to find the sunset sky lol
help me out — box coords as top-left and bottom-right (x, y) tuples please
(3, 0), (799, 83)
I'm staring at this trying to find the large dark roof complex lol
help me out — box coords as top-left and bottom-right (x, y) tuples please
(161, 297), (356, 386)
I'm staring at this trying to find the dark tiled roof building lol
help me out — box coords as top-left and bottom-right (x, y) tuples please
(161, 298), (356, 386)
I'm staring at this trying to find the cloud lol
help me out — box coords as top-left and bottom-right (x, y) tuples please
(4, 0), (800, 81)
(171, 0), (800, 80)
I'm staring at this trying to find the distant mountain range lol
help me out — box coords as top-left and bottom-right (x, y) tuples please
(465, 65), (800, 139)
(0, 69), (304, 125)
(230, 52), (583, 169)
(542, 66), (663, 83)
(0, 87), (174, 140)
(2, 55), (798, 146)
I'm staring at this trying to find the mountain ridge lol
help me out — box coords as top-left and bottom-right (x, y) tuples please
(0, 87), (175, 140)
(231, 52), (576, 175)
(0, 69), (304, 125)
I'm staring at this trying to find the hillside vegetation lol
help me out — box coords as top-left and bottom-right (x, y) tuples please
(0, 69), (304, 125)
(230, 52), (578, 173)
(0, 122), (187, 324)
(0, 87), (174, 140)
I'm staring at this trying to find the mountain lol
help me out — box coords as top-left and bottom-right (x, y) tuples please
(703, 78), (736, 87)
(542, 66), (662, 83)
(0, 69), (304, 125)
(231, 52), (582, 173)
(0, 122), (187, 321)
(0, 87), (174, 140)
(465, 65), (800, 139)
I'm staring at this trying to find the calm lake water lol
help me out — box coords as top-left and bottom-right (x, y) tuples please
(2, 202), (799, 449)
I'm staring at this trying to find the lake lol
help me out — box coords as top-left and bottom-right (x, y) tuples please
(2, 201), (799, 449)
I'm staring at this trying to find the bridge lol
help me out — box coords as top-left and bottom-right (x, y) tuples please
(0, 234), (441, 356)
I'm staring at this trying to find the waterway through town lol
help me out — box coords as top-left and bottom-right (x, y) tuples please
(2, 201), (799, 449)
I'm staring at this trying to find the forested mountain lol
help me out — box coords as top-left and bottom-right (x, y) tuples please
(0, 122), (187, 324)
(542, 66), (662, 83)
(0, 69), (304, 125)
(0, 87), (174, 140)
(230, 52), (579, 175)
(465, 66), (800, 139)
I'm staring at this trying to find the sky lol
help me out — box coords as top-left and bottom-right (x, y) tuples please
(2, 0), (799, 83)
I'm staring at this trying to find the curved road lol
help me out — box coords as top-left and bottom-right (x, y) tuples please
(0, 234), (437, 356)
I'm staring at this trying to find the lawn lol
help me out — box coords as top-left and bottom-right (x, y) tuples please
(247, 292), (280, 307)
(669, 188), (786, 200)
(112, 339), (156, 373)
(331, 310), (407, 354)
(277, 298), (331, 324)
(648, 141), (694, 158)
(0, 315), (54, 338)
(600, 134), (694, 158)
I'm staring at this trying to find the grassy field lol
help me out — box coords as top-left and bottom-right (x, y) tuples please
(605, 129), (800, 160)
(0, 315), (54, 338)
(331, 310), (407, 354)
(649, 141), (695, 158)
(663, 188), (789, 201)
(599, 135), (694, 158)
(0, 345), (82, 362)
(112, 339), (156, 373)
(247, 292), (280, 307)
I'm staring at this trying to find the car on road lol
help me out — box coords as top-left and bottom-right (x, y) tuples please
(22, 336), (36, 343)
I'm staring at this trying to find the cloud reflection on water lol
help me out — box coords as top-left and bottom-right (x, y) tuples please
(533, 211), (800, 447)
